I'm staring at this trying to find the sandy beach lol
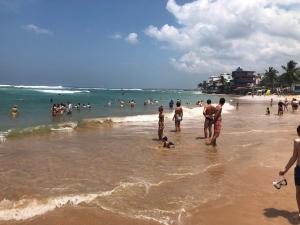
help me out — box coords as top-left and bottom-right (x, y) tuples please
(1, 99), (300, 225)
(238, 94), (300, 103)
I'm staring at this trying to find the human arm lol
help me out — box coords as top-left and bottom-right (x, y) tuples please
(213, 107), (221, 123)
(279, 140), (299, 176)
(203, 106), (207, 117)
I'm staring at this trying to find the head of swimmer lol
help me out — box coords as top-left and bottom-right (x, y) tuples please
(158, 106), (163, 113)
(219, 98), (225, 106)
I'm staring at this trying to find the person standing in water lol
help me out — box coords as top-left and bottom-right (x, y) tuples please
(158, 106), (164, 140)
(169, 100), (174, 109)
(173, 101), (183, 132)
(208, 98), (225, 146)
(203, 99), (214, 139)
(270, 98), (273, 107)
(10, 105), (18, 118)
(279, 125), (300, 218)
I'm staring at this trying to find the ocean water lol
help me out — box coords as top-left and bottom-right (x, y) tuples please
(0, 85), (221, 136)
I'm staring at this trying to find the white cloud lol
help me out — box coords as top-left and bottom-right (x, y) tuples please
(111, 33), (122, 40)
(22, 24), (53, 35)
(126, 33), (139, 45)
(145, 0), (300, 75)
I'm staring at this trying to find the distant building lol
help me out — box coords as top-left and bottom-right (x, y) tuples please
(232, 67), (256, 89)
(220, 73), (232, 82)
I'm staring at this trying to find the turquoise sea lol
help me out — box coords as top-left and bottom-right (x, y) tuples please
(0, 85), (221, 136)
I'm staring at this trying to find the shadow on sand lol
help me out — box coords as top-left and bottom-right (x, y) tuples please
(195, 136), (206, 140)
(264, 208), (300, 224)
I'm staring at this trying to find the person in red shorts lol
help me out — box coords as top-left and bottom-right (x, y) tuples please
(208, 98), (225, 146)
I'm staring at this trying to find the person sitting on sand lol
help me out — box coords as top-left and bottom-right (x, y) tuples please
(173, 101), (183, 132)
(10, 105), (18, 117)
(203, 99), (215, 139)
(208, 98), (225, 146)
(266, 107), (270, 115)
(279, 125), (300, 218)
(162, 136), (175, 149)
(158, 106), (164, 140)
(278, 101), (284, 116)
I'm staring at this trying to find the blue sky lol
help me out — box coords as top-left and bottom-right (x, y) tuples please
(1, 0), (300, 88)
(0, 0), (194, 88)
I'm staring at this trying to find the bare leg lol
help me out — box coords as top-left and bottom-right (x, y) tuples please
(210, 136), (217, 146)
(204, 127), (208, 138)
(296, 186), (300, 217)
(208, 126), (212, 138)
(158, 129), (163, 140)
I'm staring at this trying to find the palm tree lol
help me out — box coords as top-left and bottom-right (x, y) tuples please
(202, 81), (207, 90)
(220, 75), (226, 86)
(264, 67), (278, 90)
(220, 75), (226, 93)
(281, 60), (300, 89)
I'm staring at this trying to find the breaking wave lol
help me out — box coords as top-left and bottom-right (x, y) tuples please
(0, 104), (233, 140)
(14, 85), (64, 89)
(34, 89), (90, 94)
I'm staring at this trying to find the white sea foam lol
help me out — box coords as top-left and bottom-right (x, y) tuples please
(0, 133), (6, 144)
(50, 127), (74, 132)
(0, 179), (168, 221)
(35, 89), (90, 94)
(0, 84), (11, 87)
(82, 103), (234, 125)
(192, 91), (202, 95)
(14, 85), (64, 89)
(108, 88), (143, 91)
(226, 129), (290, 135)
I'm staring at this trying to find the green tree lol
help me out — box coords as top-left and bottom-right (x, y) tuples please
(264, 67), (278, 89)
(280, 60), (300, 88)
(220, 75), (226, 86)
(219, 75), (226, 93)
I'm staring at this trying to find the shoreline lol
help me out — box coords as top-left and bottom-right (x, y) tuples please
(0, 99), (299, 225)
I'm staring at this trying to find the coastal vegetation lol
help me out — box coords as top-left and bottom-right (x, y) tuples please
(199, 60), (300, 94)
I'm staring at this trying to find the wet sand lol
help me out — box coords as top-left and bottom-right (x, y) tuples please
(1, 100), (300, 225)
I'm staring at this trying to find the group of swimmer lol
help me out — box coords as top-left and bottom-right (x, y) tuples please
(265, 98), (300, 116)
(51, 102), (92, 117)
(158, 98), (226, 148)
